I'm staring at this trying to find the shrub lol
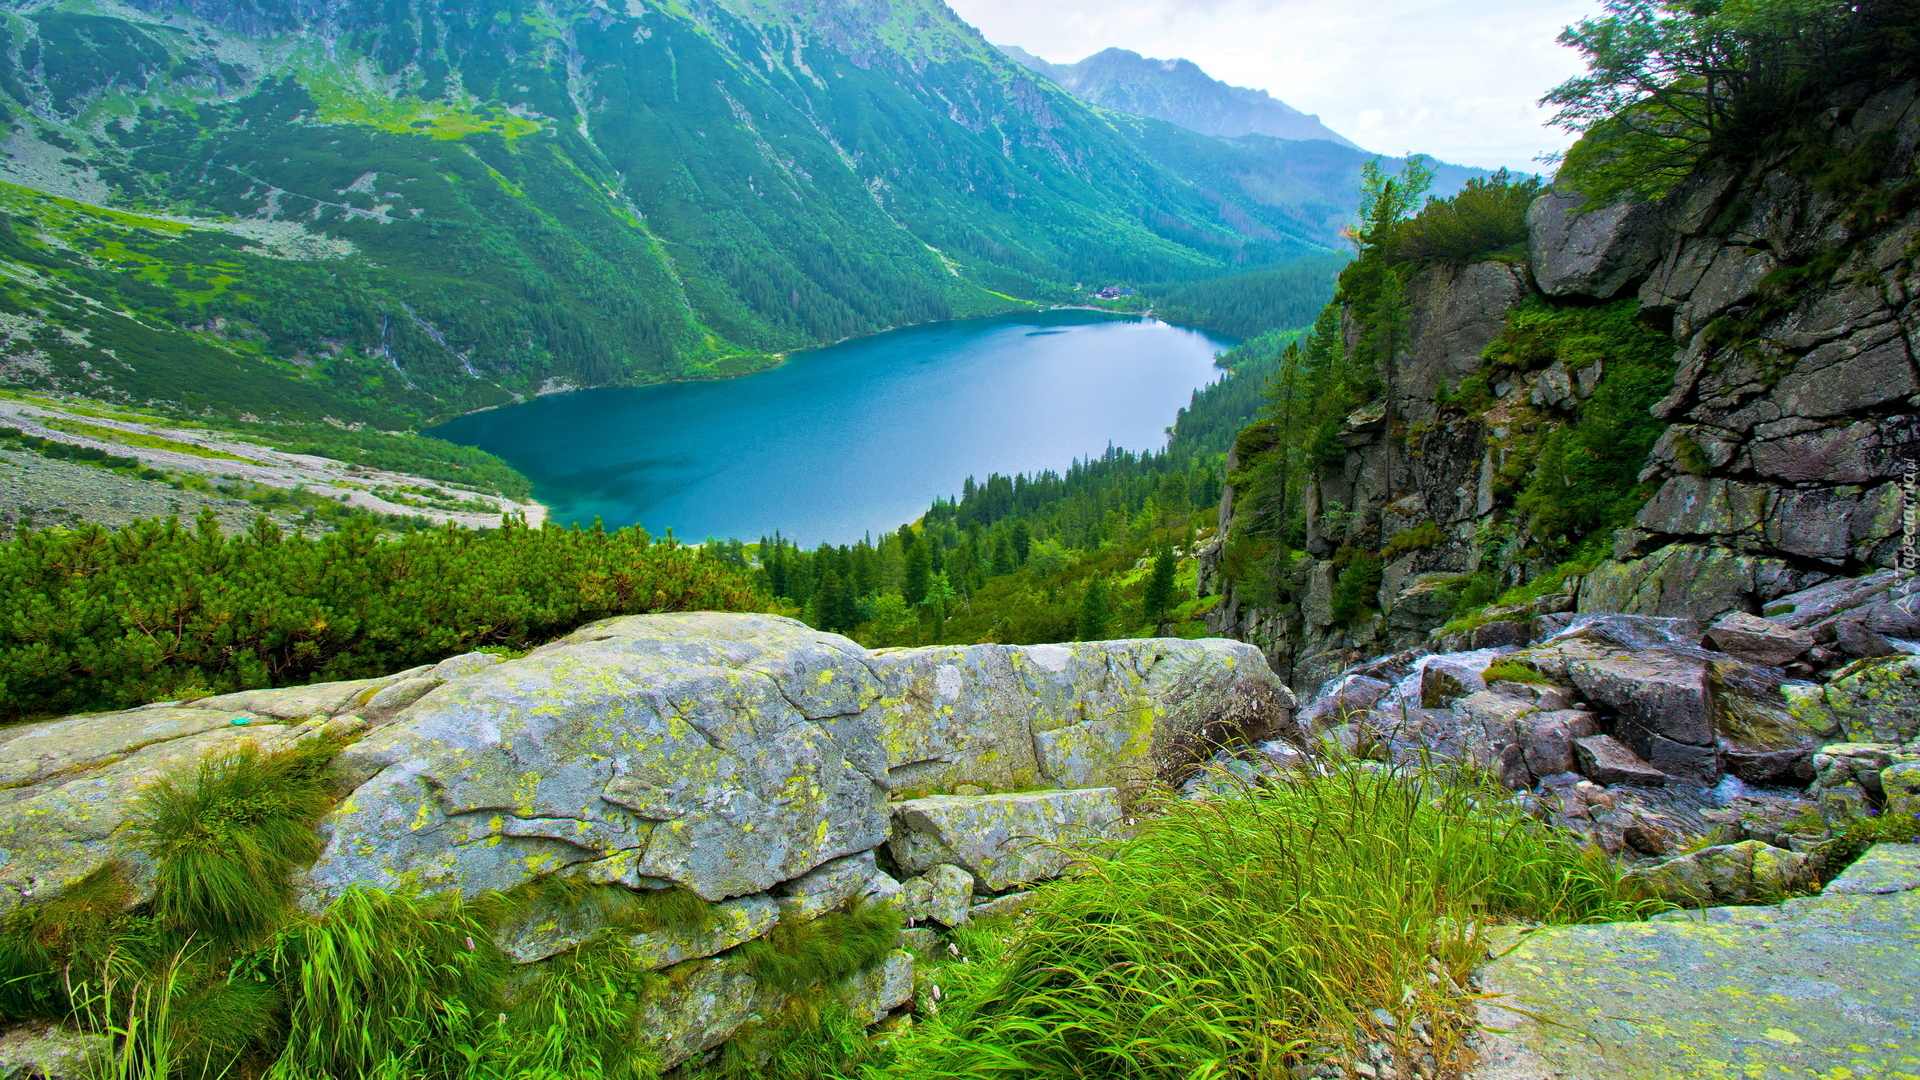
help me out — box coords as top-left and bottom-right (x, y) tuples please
(1381, 520), (1444, 561)
(882, 759), (1657, 1079)
(1388, 170), (1545, 268)
(1328, 552), (1384, 624)
(0, 511), (768, 720)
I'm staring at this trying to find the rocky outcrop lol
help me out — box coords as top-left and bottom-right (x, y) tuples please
(0, 613), (1289, 1067)
(1477, 844), (1920, 1078)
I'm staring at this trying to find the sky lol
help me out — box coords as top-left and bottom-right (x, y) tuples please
(943, 0), (1608, 172)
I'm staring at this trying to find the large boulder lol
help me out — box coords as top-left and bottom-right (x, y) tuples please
(1622, 840), (1815, 905)
(888, 788), (1123, 891)
(1526, 192), (1665, 300)
(1787, 656), (1920, 745)
(872, 638), (1292, 796)
(307, 613), (892, 904)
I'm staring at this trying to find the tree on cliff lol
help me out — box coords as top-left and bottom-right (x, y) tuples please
(1546, 0), (1920, 201)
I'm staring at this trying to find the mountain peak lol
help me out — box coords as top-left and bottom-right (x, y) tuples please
(998, 45), (1362, 150)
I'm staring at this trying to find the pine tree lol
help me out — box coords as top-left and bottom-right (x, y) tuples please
(1143, 548), (1176, 628)
(1011, 520), (1031, 565)
(1076, 577), (1111, 641)
(903, 535), (931, 605)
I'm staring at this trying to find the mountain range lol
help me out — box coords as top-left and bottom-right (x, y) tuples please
(0, 0), (1479, 428)
(999, 45), (1362, 149)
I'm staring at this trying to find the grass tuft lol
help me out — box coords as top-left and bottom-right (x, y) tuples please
(129, 737), (345, 944)
(738, 900), (904, 994)
(1482, 659), (1551, 686)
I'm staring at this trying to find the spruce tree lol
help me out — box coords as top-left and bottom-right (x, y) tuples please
(1143, 548), (1176, 628)
(1076, 577), (1111, 641)
(1011, 520), (1031, 565)
(903, 537), (931, 605)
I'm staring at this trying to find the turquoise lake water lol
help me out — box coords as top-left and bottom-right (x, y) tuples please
(429, 310), (1236, 545)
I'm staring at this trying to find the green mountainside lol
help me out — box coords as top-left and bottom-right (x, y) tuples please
(0, 0), (1352, 427)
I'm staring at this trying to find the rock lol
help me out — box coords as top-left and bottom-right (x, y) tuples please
(1470, 620), (1528, 650)
(1573, 734), (1666, 787)
(189, 667), (432, 720)
(888, 789), (1122, 891)
(1526, 193), (1665, 300)
(1563, 647), (1713, 754)
(1299, 673), (1393, 729)
(1822, 842), (1920, 895)
(845, 949), (915, 1023)
(1703, 611), (1814, 666)
(773, 851), (899, 923)
(308, 613), (893, 904)
(1723, 746), (1816, 787)
(0, 1022), (106, 1080)
(1648, 735), (1720, 785)
(967, 890), (1038, 921)
(1624, 840), (1814, 905)
(1478, 845), (1920, 1078)
(628, 893), (780, 970)
(1883, 763), (1920, 820)
(872, 638), (1292, 795)
(1518, 712), (1585, 777)
(895, 865), (974, 927)
(1548, 613), (1695, 651)
(356, 676), (443, 722)
(1811, 742), (1900, 798)
(638, 956), (770, 1068)
(430, 651), (504, 681)
(1788, 656), (1920, 744)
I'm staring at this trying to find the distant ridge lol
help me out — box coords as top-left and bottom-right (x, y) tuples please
(1001, 45), (1364, 150)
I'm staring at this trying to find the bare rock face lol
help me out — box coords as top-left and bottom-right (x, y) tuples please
(1574, 734), (1667, 787)
(1526, 192), (1665, 300)
(1703, 612), (1815, 667)
(1622, 839), (1815, 905)
(887, 788), (1123, 891)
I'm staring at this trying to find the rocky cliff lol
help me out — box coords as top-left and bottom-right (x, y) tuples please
(1205, 78), (1920, 697)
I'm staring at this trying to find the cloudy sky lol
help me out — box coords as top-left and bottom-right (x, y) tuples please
(944, 0), (1607, 171)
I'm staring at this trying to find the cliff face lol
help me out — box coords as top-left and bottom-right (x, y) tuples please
(1205, 78), (1920, 698)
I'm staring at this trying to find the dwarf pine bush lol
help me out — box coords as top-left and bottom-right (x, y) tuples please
(0, 511), (767, 720)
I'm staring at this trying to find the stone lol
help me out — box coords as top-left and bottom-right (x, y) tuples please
(1883, 763), (1920, 821)
(1647, 735), (1720, 785)
(1518, 713), (1584, 777)
(1822, 842), (1920, 895)
(1577, 544), (1789, 628)
(1787, 656), (1920, 744)
(871, 638), (1292, 796)
(1573, 735), (1666, 787)
(1546, 613), (1695, 651)
(1299, 673), (1393, 729)
(773, 850), (899, 923)
(308, 613), (893, 904)
(628, 893), (780, 970)
(637, 956), (769, 1068)
(895, 865), (974, 927)
(0, 1021), (107, 1080)
(1634, 475), (1772, 538)
(431, 651), (504, 681)
(356, 676), (443, 722)
(188, 668), (432, 720)
(1526, 193), (1664, 300)
(967, 890), (1039, 921)
(1623, 840), (1813, 905)
(888, 788), (1122, 891)
(1762, 569), (1906, 630)
(1565, 649), (1713, 752)
(1478, 846), (1920, 1078)
(1470, 620), (1528, 650)
(1723, 747), (1816, 787)
(1702, 611), (1813, 666)
(845, 949), (915, 1023)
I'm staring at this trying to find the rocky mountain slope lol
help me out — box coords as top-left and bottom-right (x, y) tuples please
(1206, 77), (1919, 695)
(999, 45), (1360, 148)
(0, 0), (1358, 428)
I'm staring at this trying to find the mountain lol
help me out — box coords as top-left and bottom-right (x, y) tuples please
(1000, 45), (1362, 149)
(0, 0), (1345, 427)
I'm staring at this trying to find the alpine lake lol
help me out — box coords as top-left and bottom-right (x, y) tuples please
(429, 310), (1236, 544)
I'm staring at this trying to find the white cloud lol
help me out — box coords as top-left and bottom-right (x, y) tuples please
(944, 0), (1606, 171)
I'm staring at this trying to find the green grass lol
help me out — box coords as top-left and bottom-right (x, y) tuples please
(878, 758), (1657, 1079)
(130, 737), (345, 943)
(738, 902), (905, 994)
